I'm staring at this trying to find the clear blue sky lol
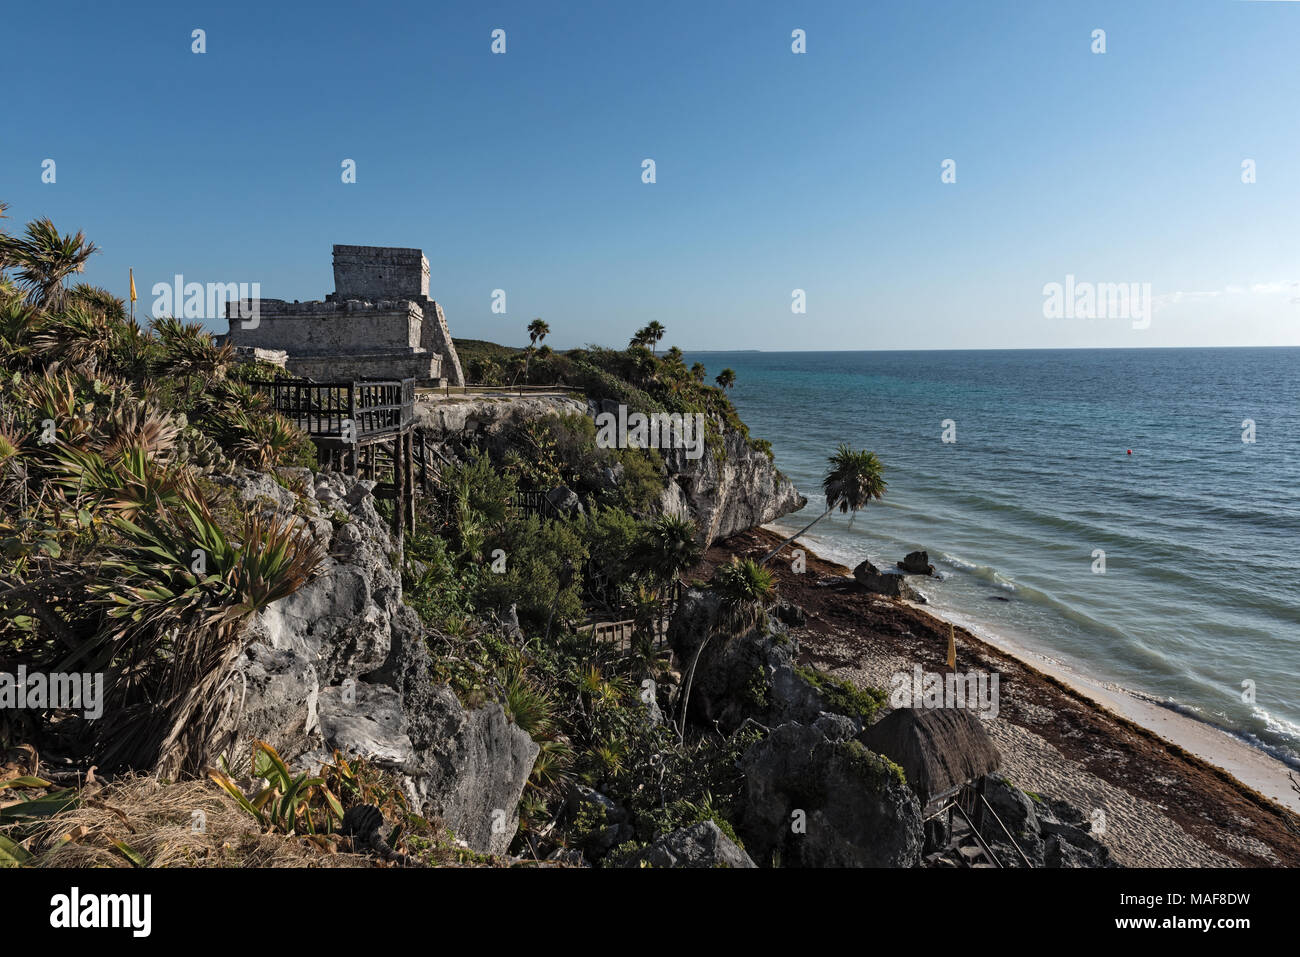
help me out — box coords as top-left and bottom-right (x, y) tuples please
(5, 0), (1299, 350)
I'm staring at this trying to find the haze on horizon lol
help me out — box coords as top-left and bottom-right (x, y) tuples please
(4, 0), (1298, 352)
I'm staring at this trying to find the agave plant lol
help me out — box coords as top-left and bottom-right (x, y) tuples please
(45, 444), (196, 521)
(0, 293), (43, 369)
(209, 741), (343, 835)
(100, 401), (181, 465)
(502, 664), (558, 741)
(81, 501), (325, 775)
(711, 556), (776, 621)
(17, 368), (100, 451)
(150, 316), (232, 394)
(31, 304), (113, 369)
(66, 283), (126, 321)
(230, 411), (305, 470)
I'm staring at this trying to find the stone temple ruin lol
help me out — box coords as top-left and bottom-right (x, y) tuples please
(224, 245), (464, 385)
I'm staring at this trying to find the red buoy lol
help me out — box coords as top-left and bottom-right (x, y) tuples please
(1127, 449), (1132, 455)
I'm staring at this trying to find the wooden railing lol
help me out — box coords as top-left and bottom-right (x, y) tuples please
(423, 383), (584, 398)
(256, 378), (414, 442)
(509, 490), (560, 519)
(578, 581), (682, 659)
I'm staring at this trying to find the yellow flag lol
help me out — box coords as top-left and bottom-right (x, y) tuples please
(129, 268), (137, 302)
(947, 623), (957, 669)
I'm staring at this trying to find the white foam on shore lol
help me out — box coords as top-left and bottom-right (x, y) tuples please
(762, 521), (1300, 813)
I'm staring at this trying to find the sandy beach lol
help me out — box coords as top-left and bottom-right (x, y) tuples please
(707, 527), (1300, 868)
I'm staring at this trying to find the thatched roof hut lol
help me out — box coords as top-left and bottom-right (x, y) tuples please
(859, 707), (1001, 811)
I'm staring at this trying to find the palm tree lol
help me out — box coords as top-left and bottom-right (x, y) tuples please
(524, 318), (549, 383)
(644, 320), (666, 355)
(761, 444), (886, 564)
(638, 514), (702, 585)
(715, 368), (736, 391)
(630, 326), (651, 349)
(0, 202), (10, 272)
(690, 361), (706, 383)
(664, 345), (684, 366)
(3, 218), (99, 309)
(506, 352), (528, 387)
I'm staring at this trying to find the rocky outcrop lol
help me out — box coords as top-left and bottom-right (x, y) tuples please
(853, 559), (922, 601)
(622, 821), (757, 869)
(415, 393), (803, 548)
(218, 467), (537, 856)
(972, 775), (1116, 868)
(668, 588), (866, 733)
(897, 550), (936, 576)
(738, 719), (924, 867)
(660, 426), (805, 547)
(414, 394), (588, 457)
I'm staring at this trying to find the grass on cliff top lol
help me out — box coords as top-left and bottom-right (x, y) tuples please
(460, 337), (774, 460)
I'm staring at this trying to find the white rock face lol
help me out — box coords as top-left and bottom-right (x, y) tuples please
(417, 394), (806, 547)
(219, 467), (536, 855)
(660, 427), (806, 547)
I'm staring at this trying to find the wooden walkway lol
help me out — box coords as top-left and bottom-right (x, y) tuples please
(577, 581), (683, 660)
(257, 377), (431, 536)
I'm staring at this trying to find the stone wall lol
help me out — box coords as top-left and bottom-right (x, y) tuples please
(417, 300), (464, 386)
(289, 351), (441, 382)
(332, 245), (428, 301)
(226, 299), (424, 354)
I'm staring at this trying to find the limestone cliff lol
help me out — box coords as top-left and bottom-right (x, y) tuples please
(215, 468), (537, 856)
(658, 427), (806, 547)
(416, 393), (806, 547)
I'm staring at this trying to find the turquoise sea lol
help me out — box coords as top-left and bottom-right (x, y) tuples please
(688, 348), (1300, 766)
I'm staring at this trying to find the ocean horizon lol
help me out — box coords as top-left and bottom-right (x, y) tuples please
(689, 346), (1300, 768)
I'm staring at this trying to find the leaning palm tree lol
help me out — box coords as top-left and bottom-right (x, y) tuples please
(761, 444), (886, 564)
(4, 218), (99, 310)
(714, 368), (736, 391)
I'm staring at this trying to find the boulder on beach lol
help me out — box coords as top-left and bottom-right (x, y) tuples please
(853, 559), (922, 601)
(897, 550), (936, 576)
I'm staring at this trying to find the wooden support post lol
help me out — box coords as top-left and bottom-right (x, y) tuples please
(405, 432), (416, 531)
(417, 431), (431, 493)
(391, 436), (405, 551)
